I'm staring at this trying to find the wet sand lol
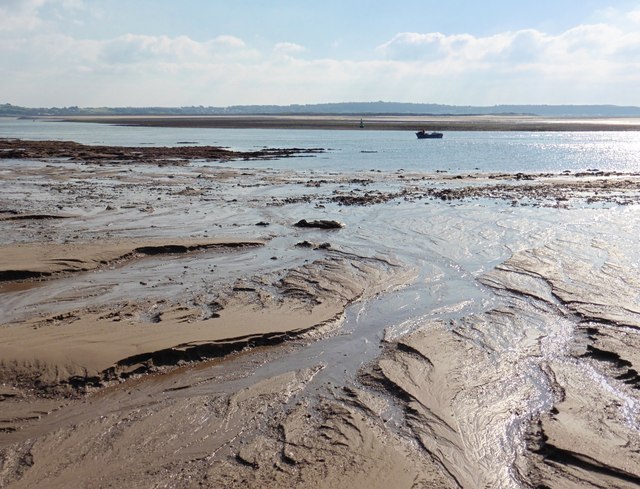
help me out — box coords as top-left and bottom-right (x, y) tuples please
(59, 114), (640, 131)
(2, 138), (640, 488)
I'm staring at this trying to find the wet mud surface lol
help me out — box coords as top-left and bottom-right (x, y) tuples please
(0, 137), (324, 164)
(2, 139), (640, 488)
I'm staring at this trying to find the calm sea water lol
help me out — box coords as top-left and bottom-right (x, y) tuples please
(2, 117), (640, 173)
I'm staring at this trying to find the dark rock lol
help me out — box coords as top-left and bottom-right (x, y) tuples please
(293, 219), (343, 229)
(295, 240), (314, 248)
(294, 240), (331, 250)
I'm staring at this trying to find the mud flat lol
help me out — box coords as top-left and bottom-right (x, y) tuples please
(365, 233), (640, 488)
(483, 240), (640, 488)
(0, 137), (324, 164)
(2, 139), (640, 488)
(0, 238), (263, 282)
(59, 114), (640, 131)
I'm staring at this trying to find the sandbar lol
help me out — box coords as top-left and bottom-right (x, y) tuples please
(56, 114), (640, 131)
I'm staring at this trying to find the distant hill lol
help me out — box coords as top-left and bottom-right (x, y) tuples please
(3, 102), (640, 117)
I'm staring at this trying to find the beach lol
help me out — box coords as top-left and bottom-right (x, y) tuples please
(2, 132), (640, 488)
(59, 114), (640, 131)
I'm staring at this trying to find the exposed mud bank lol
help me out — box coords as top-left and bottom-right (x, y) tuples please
(480, 239), (640, 487)
(0, 238), (263, 282)
(0, 138), (324, 164)
(0, 249), (403, 392)
(358, 232), (640, 488)
(59, 114), (640, 131)
(0, 368), (455, 489)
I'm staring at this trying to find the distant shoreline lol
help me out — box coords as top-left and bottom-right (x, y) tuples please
(53, 114), (640, 132)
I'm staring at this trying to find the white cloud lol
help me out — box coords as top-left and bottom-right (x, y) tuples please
(3, 6), (640, 106)
(0, 0), (88, 31)
(95, 34), (257, 66)
(376, 20), (640, 83)
(210, 35), (247, 49)
(273, 42), (306, 55)
(377, 32), (446, 60)
(99, 34), (206, 64)
(0, 0), (47, 31)
(58, 0), (85, 9)
(629, 9), (640, 23)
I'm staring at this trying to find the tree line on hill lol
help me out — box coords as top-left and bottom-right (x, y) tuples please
(2, 102), (640, 117)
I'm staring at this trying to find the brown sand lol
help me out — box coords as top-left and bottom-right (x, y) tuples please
(0, 369), (454, 489)
(359, 234), (640, 487)
(482, 239), (640, 487)
(0, 243), (403, 388)
(0, 238), (263, 281)
(58, 114), (640, 131)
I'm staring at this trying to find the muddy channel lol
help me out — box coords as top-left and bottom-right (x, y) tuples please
(2, 139), (640, 488)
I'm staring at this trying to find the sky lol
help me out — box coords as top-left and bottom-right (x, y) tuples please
(2, 0), (640, 107)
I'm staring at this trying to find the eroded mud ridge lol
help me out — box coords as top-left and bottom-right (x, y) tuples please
(0, 247), (403, 394)
(2, 140), (640, 488)
(363, 234), (640, 488)
(482, 240), (640, 487)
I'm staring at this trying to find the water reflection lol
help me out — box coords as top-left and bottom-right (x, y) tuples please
(2, 117), (640, 173)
